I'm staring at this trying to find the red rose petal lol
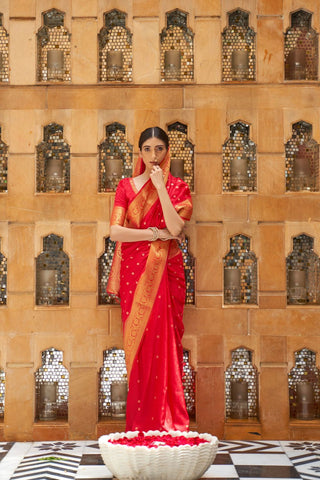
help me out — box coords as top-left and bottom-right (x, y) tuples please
(109, 433), (209, 449)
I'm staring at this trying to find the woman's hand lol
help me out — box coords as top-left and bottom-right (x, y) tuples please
(158, 228), (184, 243)
(150, 165), (165, 190)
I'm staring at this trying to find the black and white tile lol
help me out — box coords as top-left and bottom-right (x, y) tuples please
(0, 439), (308, 480)
(281, 441), (320, 480)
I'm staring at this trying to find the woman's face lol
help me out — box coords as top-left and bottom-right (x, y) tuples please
(140, 136), (167, 173)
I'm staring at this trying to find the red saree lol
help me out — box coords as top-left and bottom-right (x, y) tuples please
(107, 151), (193, 432)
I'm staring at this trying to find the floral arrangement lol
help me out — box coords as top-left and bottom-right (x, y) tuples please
(99, 430), (219, 480)
(109, 431), (210, 448)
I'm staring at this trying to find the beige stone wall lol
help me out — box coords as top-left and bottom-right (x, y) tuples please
(0, 0), (319, 441)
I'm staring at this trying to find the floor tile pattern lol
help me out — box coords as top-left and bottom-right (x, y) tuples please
(0, 439), (319, 480)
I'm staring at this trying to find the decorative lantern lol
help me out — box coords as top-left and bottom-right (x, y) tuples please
(45, 156), (64, 192)
(39, 381), (58, 421)
(164, 49), (181, 81)
(293, 144), (313, 191)
(230, 381), (248, 419)
(224, 267), (241, 304)
(160, 9), (194, 83)
(105, 156), (123, 190)
(37, 269), (58, 305)
(111, 380), (127, 417)
(284, 10), (318, 82)
(288, 269), (307, 304)
(170, 156), (184, 179)
(47, 49), (64, 81)
(231, 50), (249, 81)
(230, 155), (249, 190)
(296, 382), (315, 420)
(286, 48), (306, 80)
(106, 50), (123, 81)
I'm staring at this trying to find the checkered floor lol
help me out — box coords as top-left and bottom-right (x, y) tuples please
(0, 439), (319, 479)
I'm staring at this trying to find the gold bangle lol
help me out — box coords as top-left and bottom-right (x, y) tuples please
(148, 227), (159, 241)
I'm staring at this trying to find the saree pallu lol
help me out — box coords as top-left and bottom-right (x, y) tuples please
(107, 172), (192, 432)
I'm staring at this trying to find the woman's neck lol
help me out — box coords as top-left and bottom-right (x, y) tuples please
(133, 171), (151, 191)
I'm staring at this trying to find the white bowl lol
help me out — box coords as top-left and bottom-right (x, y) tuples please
(99, 430), (219, 480)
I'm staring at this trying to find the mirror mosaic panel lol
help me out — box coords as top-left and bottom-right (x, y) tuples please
(37, 9), (71, 82)
(160, 9), (194, 82)
(286, 234), (320, 305)
(0, 368), (4, 417)
(98, 237), (119, 305)
(179, 235), (195, 305)
(35, 347), (69, 420)
(36, 123), (70, 193)
(285, 10), (318, 81)
(99, 348), (127, 417)
(288, 348), (320, 419)
(223, 234), (258, 305)
(222, 121), (256, 192)
(0, 128), (8, 193)
(222, 9), (256, 82)
(225, 347), (259, 418)
(0, 14), (9, 83)
(36, 234), (69, 306)
(98, 123), (133, 192)
(0, 243), (7, 305)
(98, 10), (133, 82)
(285, 121), (319, 192)
(168, 122), (194, 192)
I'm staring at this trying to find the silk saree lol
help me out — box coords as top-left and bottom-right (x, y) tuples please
(107, 151), (193, 432)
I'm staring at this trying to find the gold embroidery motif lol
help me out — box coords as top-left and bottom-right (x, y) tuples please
(175, 199), (193, 220)
(111, 206), (126, 226)
(107, 243), (122, 295)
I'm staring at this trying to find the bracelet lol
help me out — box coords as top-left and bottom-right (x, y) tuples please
(148, 227), (159, 241)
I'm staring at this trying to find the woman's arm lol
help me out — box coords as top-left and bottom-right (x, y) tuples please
(110, 225), (154, 242)
(150, 168), (185, 237)
(110, 225), (180, 243)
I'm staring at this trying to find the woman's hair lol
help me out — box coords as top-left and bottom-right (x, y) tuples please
(138, 126), (169, 150)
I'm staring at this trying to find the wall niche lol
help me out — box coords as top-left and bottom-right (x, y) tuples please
(288, 348), (320, 420)
(35, 348), (69, 421)
(168, 122), (194, 192)
(98, 9), (133, 82)
(223, 234), (258, 305)
(0, 239), (6, 306)
(222, 9), (256, 82)
(285, 121), (319, 192)
(285, 10), (318, 81)
(36, 123), (70, 194)
(0, 127), (8, 193)
(223, 121), (256, 192)
(36, 234), (69, 306)
(160, 9), (194, 82)
(0, 14), (9, 83)
(225, 347), (259, 419)
(286, 234), (320, 305)
(98, 122), (133, 193)
(0, 366), (4, 419)
(37, 8), (71, 82)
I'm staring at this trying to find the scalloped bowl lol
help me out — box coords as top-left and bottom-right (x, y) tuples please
(99, 430), (219, 480)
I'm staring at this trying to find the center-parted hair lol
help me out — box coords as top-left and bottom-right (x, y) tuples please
(138, 126), (169, 150)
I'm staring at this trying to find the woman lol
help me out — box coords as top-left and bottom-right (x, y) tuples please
(107, 127), (193, 432)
